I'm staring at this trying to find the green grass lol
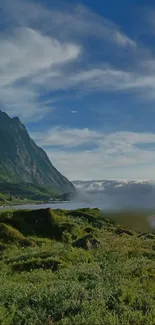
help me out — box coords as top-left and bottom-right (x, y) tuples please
(0, 182), (59, 206)
(0, 208), (155, 324)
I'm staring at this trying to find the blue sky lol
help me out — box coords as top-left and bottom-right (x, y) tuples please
(1, 0), (155, 180)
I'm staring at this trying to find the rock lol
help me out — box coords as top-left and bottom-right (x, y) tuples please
(138, 233), (155, 239)
(115, 228), (133, 236)
(73, 234), (100, 250)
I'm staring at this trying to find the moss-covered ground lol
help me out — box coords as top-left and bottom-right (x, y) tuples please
(0, 208), (155, 324)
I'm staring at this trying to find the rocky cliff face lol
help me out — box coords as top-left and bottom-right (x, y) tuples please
(0, 110), (75, 194)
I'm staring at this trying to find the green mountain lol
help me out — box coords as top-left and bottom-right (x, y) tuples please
(0, 110), (75, 195)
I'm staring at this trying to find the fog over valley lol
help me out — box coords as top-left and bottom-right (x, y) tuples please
(72, 180), (155, 210)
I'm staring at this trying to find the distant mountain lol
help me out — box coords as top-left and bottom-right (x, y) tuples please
(0, 110), (75, 194)
(73, 180), (153, 194)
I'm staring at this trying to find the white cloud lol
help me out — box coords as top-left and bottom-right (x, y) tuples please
(0, 86), (54, 121)
(1, 0), (136, 48)
(0, 0), (139, 122)
(0, 0), (155, 124)
(32, 64), (155, 101)
(73, 65), (155, 98)
(31, 127), (155, 180)
(0, 0), (51, 26)
(30, 67), (126, 92)
(46, 4), (136, 48)
(0, 26), (80, 119)
(31, 127), (101, 147)
(46, 148), (155, 181)
(69, 68), (131, 91)
(2, 0), (155, 124)
(0, 27), (80, 87)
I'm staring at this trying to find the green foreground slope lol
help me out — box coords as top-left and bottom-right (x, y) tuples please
(0, 208), (155, 325)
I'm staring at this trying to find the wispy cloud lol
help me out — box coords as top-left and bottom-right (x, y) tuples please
(0, 85), (54, 121)
(0, 28), (80, 87)
(32, 64), (155, 101)
(45, 4), (136, 48)
(1, 0), (136, 48)
(0, 0), (139, 121)
(0, 25), (80, 120)
(31, 127), (101, 147)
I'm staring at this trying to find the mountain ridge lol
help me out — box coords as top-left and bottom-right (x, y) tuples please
(0, 110), (75, 194)
(73, 179), (153, 193)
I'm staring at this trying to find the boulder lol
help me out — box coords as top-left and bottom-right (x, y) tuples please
(115, 228), (133, 236)
(73, 234), (100, 250)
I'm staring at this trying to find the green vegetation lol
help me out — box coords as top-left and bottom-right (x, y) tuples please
(0, 182), (58, 206)
(0, 208), (155, 324)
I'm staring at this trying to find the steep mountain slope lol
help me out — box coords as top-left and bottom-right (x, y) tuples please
(0, 110), (75, 194)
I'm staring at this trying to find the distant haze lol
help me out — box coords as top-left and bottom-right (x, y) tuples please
(73, 180), (155, 210)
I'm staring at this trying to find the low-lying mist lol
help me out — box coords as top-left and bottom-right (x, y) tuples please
(72, 180), (155, 232)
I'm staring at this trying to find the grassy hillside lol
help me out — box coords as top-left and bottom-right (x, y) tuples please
(0, 182), (59, 205)
(0, 208), (155, 324)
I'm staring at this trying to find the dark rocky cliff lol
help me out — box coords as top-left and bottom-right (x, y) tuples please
(0, 110), (75, 194)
